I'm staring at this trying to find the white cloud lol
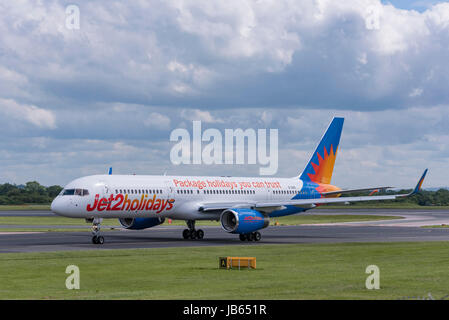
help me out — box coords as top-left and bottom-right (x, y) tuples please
(0, 98), (56, 129)
(0, 1), (449, 187)
(143, 112), (171, 130)
(181, 109), (223, 123)
(0, 1), (448, 109)
(410, 88), (424, 97)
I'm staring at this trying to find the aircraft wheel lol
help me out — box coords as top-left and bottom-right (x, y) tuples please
(248, 233), (255, 241)
(92, 236), (98, 244)
(190, 230), (197, 240)
(254, 232), (261, 242)
(197, 229), (204, 239)
(97, 236), (105, 244)
(239, 234), (246, 241)
(182, 229), (190, 239)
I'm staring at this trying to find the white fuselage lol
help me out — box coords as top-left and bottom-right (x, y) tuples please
(51, 174), (306, 220)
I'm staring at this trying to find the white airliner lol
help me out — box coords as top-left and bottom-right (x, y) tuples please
(51, 117), (427, 244)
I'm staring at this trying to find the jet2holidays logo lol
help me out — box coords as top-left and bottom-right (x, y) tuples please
(170, 121), (278, 175)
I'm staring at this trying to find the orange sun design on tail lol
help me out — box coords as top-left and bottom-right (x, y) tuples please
(307, 145), (338, 185)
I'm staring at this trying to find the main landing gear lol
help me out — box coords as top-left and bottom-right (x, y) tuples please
(91, 218), (104, 245)
(182, 220), (204, 240)
(239, 232), (261, 242)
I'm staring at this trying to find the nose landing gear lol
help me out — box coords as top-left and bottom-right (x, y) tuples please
(91, 218), (104, 244)
(182, 220), (204, 240)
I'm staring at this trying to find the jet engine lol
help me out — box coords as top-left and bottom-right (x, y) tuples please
(220, 208), (269, 234)
(118, 217), (165, 230)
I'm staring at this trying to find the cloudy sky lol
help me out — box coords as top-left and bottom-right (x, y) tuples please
(1, 0), (449, 188)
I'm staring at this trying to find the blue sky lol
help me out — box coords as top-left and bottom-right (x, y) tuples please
(0, 0), (449, 188)
(381, 0), (443, 11)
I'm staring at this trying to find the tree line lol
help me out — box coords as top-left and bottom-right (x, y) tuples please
(0, 182), (62, 205)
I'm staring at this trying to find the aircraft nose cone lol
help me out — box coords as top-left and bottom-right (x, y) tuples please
(51, 197), (63, 215)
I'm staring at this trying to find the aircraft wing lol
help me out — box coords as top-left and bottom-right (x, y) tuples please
(198, 201), (257, 212)
(198, 169), (427, 212)
(321, 186), (393, 197)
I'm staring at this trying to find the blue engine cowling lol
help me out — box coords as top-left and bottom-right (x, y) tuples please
(220, 208), (269, 234)
(118, 217), (165, 230)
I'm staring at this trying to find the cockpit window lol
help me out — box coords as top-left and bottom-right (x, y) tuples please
(61, 189), (89, 196)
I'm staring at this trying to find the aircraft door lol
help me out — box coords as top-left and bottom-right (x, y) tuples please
(165, 180), (174, 199)
(267, 188), (273, 201)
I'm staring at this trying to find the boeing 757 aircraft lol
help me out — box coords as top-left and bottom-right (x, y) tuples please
(51, 117), (428, 244)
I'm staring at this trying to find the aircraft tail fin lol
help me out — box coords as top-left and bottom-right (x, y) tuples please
(299, 117), (344, 184)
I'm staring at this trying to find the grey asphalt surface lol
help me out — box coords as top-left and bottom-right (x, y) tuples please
(0, 210), (54, 217)
(1, 209), (449, 253)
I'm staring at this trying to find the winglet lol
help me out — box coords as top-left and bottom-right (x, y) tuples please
(411, 169), (428, 195)
(108, 167), (112, 175)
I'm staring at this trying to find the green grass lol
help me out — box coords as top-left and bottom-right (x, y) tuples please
(270, 214), (401, 225)
(421, 225), (449, 229)
(1, 242), (449, 299)
(0, 216), (119, 226)
(0, 204), (51, 211)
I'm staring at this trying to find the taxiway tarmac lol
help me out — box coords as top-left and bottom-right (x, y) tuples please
(0, 209), (449, 253)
